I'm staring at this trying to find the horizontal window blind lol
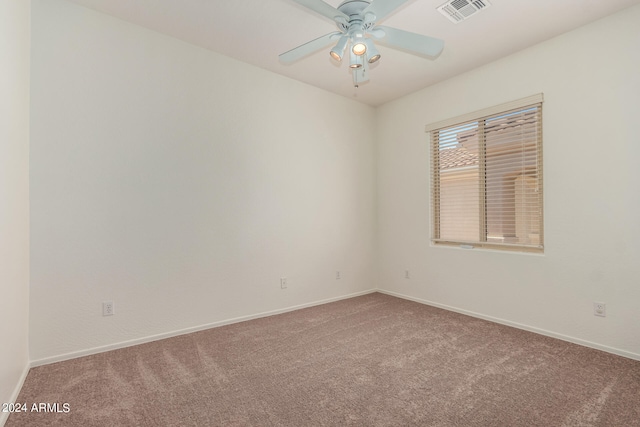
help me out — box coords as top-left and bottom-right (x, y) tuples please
(430, 97), (543, 252)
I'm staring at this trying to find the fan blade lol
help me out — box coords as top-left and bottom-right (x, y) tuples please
(290, 0), (349, 22)
(374, 25), (444, 58)
(279, 32), (342, 64)
(363, 0), (411, 22)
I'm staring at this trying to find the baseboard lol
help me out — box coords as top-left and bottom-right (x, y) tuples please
(30, 289), (377, 368)
(0, 362), (31, 427)
(377, 289), (640, 362)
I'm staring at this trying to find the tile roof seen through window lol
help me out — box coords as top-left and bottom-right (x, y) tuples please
(439, 146), (478, 171)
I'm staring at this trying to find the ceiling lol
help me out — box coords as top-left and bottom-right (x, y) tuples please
(66, 0), (639, 106)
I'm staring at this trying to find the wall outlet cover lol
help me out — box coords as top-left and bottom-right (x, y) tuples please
(103, 301), (114, 316)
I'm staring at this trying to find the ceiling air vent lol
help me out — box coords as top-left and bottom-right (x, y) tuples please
(437, 0), (491, 24)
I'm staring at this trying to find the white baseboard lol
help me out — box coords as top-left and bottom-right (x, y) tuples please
(30, 289), (377, 367)
(377, 289), (640, 362)
(0, 362), (31, 427)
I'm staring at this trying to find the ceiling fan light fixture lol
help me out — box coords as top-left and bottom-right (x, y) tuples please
(351, 37), (367, 56)
(365, 39), (381, 63)
(329, 34), (349, 61)
(351, 30), (367, 56)
(349, 50), (363, 69)
(352, 42), (367, 56)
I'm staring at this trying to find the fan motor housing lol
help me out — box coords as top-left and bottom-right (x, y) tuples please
(338, 0), (371, 16)
(336, 0), (374, 32)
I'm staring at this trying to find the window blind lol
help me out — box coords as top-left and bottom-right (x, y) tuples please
(429, 96), (543, 252)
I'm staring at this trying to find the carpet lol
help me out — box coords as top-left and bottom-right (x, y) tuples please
(7, 292), (640, 426)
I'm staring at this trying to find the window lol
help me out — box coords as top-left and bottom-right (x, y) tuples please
(427, 94), (543, 252)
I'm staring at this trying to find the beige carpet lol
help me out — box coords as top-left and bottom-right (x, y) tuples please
(7, 293), (640, 426)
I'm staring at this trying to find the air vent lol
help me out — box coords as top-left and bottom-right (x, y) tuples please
(437, 0), (491, 23)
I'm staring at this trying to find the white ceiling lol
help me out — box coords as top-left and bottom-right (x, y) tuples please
(67, 0), (639, 106)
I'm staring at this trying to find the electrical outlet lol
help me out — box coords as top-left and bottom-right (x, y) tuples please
(336, 271), (341, 280)
(280, 277), (288, 289)
(405, 270), (410, 279)
(593, 302), (606, 317)
(103, 301), (114, 316)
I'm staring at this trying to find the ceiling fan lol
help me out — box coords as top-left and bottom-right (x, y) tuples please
(280, 0), (444, 87)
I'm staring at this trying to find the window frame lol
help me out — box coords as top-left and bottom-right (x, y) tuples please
(426, 94), (544, 253)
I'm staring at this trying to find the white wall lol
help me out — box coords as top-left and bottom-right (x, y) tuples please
(0, 0), (31, 420)
(377, 4), (640, 359)
(27, 0), (640, 365)
(29, 0), (376, 362)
